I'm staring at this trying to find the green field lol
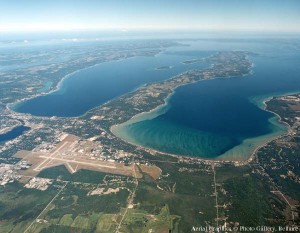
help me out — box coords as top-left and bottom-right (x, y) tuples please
(0, 158), (295, 233)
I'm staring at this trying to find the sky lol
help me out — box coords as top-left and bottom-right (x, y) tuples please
(1, 0), (300, 33)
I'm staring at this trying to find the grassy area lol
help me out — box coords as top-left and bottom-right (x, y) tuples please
(144, 204), (180, 233)
(38, 165), (107, 184)
(58, 214), (73, 226)
(1, 146), (294, 232)
(118, 205), (180, 233)
(71, 215), (93, 229)
(96, 214), (117, 232)
(44, 183), (129, 220)
(134, 160), (216, 232)
(0, 182), (58, 233)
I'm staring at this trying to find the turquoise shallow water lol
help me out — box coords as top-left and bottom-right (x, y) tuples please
(13, 38), (300, 160)
(112, 39), (300, 160)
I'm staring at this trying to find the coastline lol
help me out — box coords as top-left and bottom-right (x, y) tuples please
(245, 94), (298, 163)
(111, 82), (294, 163)
(111, 90), (174, 131)
(0, 125), (21, 135)
(8, 58), (132, 114)
(6, 46), (297, 164)
(8, 48), (168, 117)
(0, 125), (31, 143)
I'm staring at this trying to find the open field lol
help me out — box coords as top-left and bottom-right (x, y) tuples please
(138, 164), (162, 180)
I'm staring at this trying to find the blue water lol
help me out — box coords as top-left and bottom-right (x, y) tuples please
(12, 38), (300, 159)
(115, 39), (300, 159)
(0, 125), (30, 143)
(37, 81), (52, 93)
(14, 50), (212, 117)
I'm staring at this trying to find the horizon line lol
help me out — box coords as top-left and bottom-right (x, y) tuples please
(1, 28), (300, 34)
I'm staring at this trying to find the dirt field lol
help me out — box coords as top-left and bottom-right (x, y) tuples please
(139, 164), (162, 180)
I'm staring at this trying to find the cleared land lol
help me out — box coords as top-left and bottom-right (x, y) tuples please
(13, 134), (144, 178)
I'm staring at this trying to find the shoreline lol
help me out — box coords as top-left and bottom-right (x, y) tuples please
(111, 89), (174, 131)
(0, 125), (31, 143)
(111, 82), (294, 164)
(7, 48), (169, 119)
(110, 65), (255, 136)
(6, 46), (297, 164)
(0, 125), (21, 135)
(8, 56), (139, 115)
(246, 95), (296, 163)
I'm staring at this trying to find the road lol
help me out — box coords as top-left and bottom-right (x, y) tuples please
(212, 163), (219, 227)
(115, 164), (139, 233)
(24, 181), (68, 233)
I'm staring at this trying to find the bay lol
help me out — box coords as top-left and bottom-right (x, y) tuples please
(13, 38), (300, 160)
(0, 125), (30, 142)
(113, 39), (300, 160)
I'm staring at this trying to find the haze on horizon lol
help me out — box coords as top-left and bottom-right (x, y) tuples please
(1, 0), (300, 33)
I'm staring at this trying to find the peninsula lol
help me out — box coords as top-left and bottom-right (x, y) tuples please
(88, 51), (252, 129)
(83, 51), (253, 159)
